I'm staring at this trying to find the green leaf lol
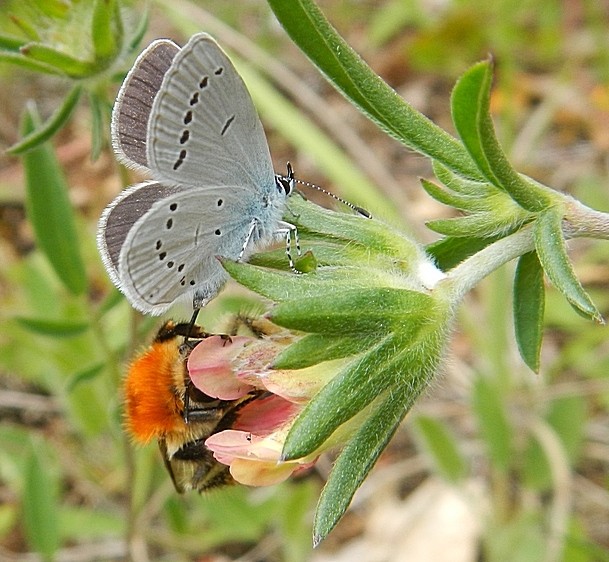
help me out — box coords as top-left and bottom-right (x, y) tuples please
(0, 33), (27, 51)
(472, 376), (511, 472)
(426, 235), (499, 270)
(534, 208), (602, 322)
(414, 415), (466, 483)
(421, 178), (490, 211)
(22, 443), (60, 560)
(65, 364), (105, 392)
(0, 51), (63, 74)
(269, 287), (434, 335)
(7, 85), (83, 154)
(313, 389), (407, 545)
(126, 6), (150, 52)
(20, 43), (97, 77)
(523, 396), (587, 490)
(21, 103), (88, 295)
(267, 0), (481, 179)
(432, 162), (496, 197)
(450, 60), (552, 211)
(16, 317), (89, 337)
(427, 212), (518, 237)
(513, 251), (545, 372)
(92, 0), (121, 63)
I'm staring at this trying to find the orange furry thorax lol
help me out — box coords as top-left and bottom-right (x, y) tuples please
(124, 339), (186, 443)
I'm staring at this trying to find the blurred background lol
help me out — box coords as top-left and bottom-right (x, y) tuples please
(0, 1), (608, 560)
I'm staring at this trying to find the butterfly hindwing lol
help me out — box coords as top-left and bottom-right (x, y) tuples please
(117, 187), (265, 314)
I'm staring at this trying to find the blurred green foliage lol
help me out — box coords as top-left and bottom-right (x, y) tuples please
(0, 0), (607, 560)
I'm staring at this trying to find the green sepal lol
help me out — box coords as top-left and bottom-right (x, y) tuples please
(273, 333), (372, 369)
(269, 287), (434, 335)
(286, 196), (422, 262)
(281, 334), (402, 461)
(222, 260), (404, 303)
(534, 208), (602, 322)
(313, 388), (407, 546)
(513, 251), (545, 372)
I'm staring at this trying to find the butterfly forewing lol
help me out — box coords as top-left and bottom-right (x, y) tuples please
(112, 40), (180, 171)
(146, 33), (276, 191)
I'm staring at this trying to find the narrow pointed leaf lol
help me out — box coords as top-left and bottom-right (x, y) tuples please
(267, 0), (481, 179)
(92, 0), (121, 63)
(513, 251), (545, 372)
(0, 33), (26, 51)
(7, 85), (82, 154)
(426, 235), (499, 270)
(451, 61), (552, 211)
(427, 212), (519, 237)
(534, 208), (602, 322)
(421, 178), (490, 211)
(472, 377), (511, 471)
(66, 363), (105, 392)
(23, 445), (60, 559)
(313, 389), (407, 545)
(432, 161), (496, 197)
(414, 415), (466, 483)
(0, 51), (62, 74)
(20, 43), (96, 77)
(16, 317), (89, 337)
(21, 104), (88, 295)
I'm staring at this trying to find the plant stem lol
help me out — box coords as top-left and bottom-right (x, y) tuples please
(438, 225), (535, 303)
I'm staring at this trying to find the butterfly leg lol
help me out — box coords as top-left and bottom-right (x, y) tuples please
(275, 220), (301, 273)
(237, 219), (259, 262)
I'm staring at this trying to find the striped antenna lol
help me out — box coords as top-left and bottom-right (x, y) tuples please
(291, 176), (371, 218)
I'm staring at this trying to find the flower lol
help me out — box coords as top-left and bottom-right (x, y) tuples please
(186, 328), (335, 486)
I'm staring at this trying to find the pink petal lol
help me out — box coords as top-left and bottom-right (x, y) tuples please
(187, 336), (255, 399)
(205, 430), (282, 463)
(229, 458), (298, 486)
(233, 394), (300, 435)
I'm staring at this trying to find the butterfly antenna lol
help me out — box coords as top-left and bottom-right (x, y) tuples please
(293, 177), (371, 218)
